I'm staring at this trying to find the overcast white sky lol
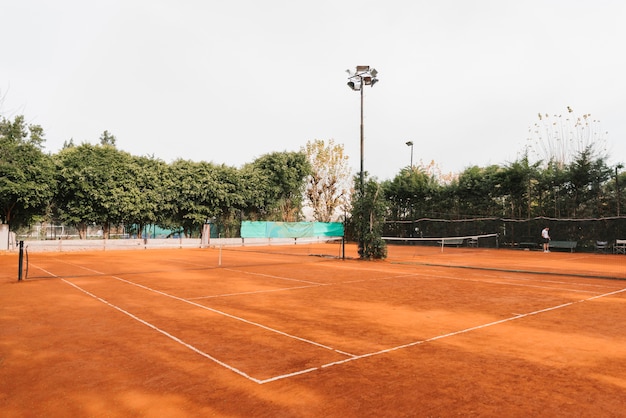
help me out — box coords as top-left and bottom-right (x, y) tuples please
(2, 0), (625, 180)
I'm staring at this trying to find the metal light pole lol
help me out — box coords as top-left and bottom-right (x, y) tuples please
(347, 65), (379, 256)
(406, 141), (414, 169)
(347, 66), (378, 189)
(617, 164), (623, 216)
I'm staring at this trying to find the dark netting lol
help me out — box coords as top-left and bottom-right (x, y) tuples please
(383, 216), (626, 251)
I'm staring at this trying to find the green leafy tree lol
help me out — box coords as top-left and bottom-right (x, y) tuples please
(210, 164), (246, 237)
(501, 155), (541, 219)
(351, 174), (387, 259)
(384, 166), (438, 223)
(0, 115), (55, 229)
(99, 130), (117, 146)
(564, 147), (612, 217)
(456, 165), (504, 216)
(166, 160), (245, 237)
(244, 151), (311, 221)
(128, 155), (170, 238)
(54, 142), (142, 238)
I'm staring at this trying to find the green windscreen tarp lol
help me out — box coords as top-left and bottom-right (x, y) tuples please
(241, 221), (344, 238)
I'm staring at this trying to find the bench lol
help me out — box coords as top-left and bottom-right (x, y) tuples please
(549, 240), (577, 252)
(437, 238), (465, 247)
(518, 237), (539, 250)
(614, 239), (626, 255)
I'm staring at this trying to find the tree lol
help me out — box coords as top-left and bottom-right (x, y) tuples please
(99, 130), (117, 146)
(0, 115), (55, 229)
(351, 174), (387, 259)
(456, 165), (504, 217)
(128, 155), (171, 238)
(564, 146), (612, 217)
(384, 166), (438, 223)
(244, 151), (311, 221)
(501, 155), (541, 219)
(527, 107), (608, 169)
(165, 160), (246, 237)
(303, 139), (351, 222)
(54, 143), (142, 238)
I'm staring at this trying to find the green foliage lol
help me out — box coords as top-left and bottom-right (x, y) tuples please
(351, 175), (387, 260)
(0, 116), (55, 229)
(4, 109), (623, 246)
(384, 166), (439, 221)
(384, 146), (621, 223)
(166, 160), (246, 237)
(129, 155), (171, 236)
(99, 130), (117, 146)
(54, 143), (144, 238)
(243, 151), (311, 221)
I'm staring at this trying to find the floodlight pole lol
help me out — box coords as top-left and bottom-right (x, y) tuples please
(359, 85), (365, 188)
(617, 164), (623, 216)
(347, 66), (378, 256)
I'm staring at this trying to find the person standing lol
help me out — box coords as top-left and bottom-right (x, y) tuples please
(541, 227), (550, 252)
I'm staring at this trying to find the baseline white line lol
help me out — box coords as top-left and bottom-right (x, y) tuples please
(60, 278), (264, 384)
(407, 271), (613, 295)
(257, 286), (626, 384)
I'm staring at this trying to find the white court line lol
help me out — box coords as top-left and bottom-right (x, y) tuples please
(268, 286), (626, 384)
(33, 259), (626, 384)
(107, 277), (626, 384)
(187, 284), (322, 300)
(222, 268), (323, 285)
(436, 275), (605, 294)
(108, 274), (355, 357)
(60, 278), (266, 384)
(41, 259), (356, 356)
(263, 287), (626, 383)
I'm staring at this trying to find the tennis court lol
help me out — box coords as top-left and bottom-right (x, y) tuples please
(1, 243), (625, 417)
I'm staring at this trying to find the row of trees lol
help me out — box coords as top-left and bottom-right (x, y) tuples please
(2, 115), (313, 238)
(2, 112), (623, 258)
(385, 149), (623, 222)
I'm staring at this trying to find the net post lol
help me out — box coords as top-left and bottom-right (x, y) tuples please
(342, 236), (345, 260)
(218, 233), (222, 266)
(18, 240), (24, 281)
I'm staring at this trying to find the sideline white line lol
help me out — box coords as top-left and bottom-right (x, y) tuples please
(257, 286), (626, 384)
(223, 268), (324, 285)
(187, 284), (322, 300)
(60, 278), (265, 384)
(109, 275), (356, 357)
(29, 264), (58, 277)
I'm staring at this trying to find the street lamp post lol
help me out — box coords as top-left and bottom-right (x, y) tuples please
(406, 141), (414, 169)
(346, 65), (379, 256)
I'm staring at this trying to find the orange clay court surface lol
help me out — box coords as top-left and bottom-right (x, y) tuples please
(1, 243), (625, 417)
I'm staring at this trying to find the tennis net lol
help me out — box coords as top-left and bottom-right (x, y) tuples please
(217, 237), (347, 259)
(383, 233), (499, 251)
